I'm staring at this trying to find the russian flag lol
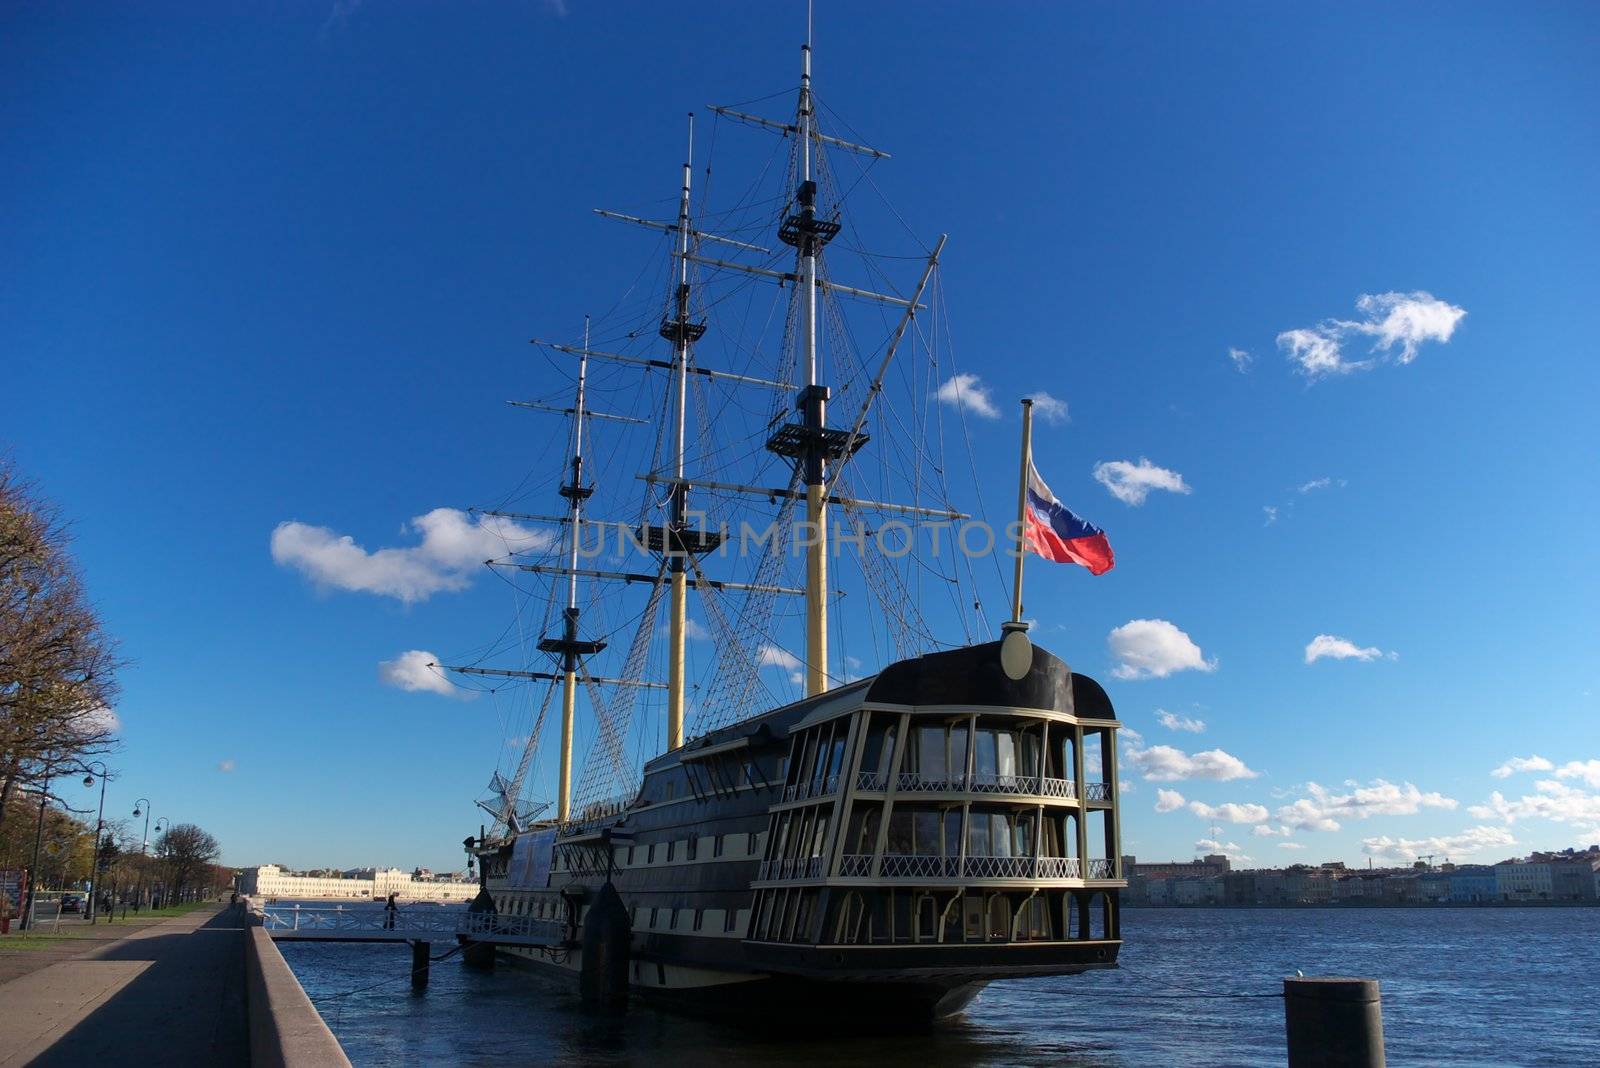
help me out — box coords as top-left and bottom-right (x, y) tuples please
(1025, 460), (1115, 575)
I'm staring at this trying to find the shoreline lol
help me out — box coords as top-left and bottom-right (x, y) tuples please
(1123, 900), (1600, 909)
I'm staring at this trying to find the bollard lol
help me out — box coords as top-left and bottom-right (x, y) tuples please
(461, 885), (497, 970)
(411, 940), (431, 989)
(1284, 977), (1384, 1068)
(579, 882), (631, 1010)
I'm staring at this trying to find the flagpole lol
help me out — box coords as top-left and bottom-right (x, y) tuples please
(1011, 398), (1034, 625)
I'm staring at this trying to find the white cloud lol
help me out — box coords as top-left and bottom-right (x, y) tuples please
(1228, 347), (1252, 373)
(1262, 505), (1278, 526)
(1277, 779), (1457, 832)
(1297, 478), (1342, 494)
(1279, 328), (1350, 377)
(1109, 619), (1216, 680)
(1276, 798), (1342, 832)
(757, 644), (804, 685)
(934, 373), (1000, 419)
(1253, 824), (1293, 838)
(1360, 825), (1515, 864)
(1092, 458), (1192, 506)
(217, 759), (236, 773)
(1155, 789), (1186, 814)
(1279, 291), (1466, 379)
(1352, 291), (1469, 363)
(659, 618), (711, 641)
(1491, 755), (1554, 779)
(1156, 708), (1206, 733)
(1556, 760), (1600, 789)
(378, 650), (471, 699)
(1277, 842), (1306, 850)
(1469, 779), (1600, 828)
(1024, 391), (1069, 425)
(1123, 736), (1258, 783)
(1304, 634), (1391, 664)
(1188, 801), (1270, 824)
(1195, 839), (1251, 862)
(272, 508), (549, 604)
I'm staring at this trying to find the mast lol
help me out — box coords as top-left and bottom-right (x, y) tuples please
(556, 318), (592, 822)
(794, 38), (835, 697)
(665, 115), (697, 750)
(1011, 398), (1034, 623)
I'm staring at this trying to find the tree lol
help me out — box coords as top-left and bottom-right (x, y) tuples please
(156, 823), (221, 901)
(0, 460), (124, 842)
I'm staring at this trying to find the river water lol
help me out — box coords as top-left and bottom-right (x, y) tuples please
(277, 904), (1599, 1066)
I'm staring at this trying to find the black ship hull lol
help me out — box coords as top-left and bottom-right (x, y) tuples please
(471, 639), (1127, 1019)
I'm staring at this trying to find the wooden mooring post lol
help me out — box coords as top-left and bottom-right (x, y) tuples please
(410, 940), (431, 989)
(1284, 977), (1384, 1067)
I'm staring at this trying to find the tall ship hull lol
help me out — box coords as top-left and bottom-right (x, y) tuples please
(469, 639), (1124, 1018)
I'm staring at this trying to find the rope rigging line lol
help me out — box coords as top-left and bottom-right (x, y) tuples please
(569, 566), (667, 814)
(493, 678), (558, 835)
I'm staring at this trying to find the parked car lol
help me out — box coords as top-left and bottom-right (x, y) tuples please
(60, 894), (85, 913)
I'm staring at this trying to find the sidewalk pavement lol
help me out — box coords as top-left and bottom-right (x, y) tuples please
(0, 912), (183, 988)
(0, 904), (249, 1067)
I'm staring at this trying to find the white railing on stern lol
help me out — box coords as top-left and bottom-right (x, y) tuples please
(1036, 856), (1081, 879)
(839, 854), (874, 877)
(879, 854), (960, 878)
(962, 855), (1035, 879)
(855, 771), (888, 792)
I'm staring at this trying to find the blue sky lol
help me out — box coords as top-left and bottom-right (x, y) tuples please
(5, 3), (1597, 872)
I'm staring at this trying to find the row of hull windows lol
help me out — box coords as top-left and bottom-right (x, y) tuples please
(494, 893), (751, 938)
(774, 803), (1115, 867)
(494, 894), (565, 920)
(631, 905), (749, 935)
(858, 715), (1116, 788)
(614, 831), (764, 868)
(653, 752), (784, 804)
(532, 832), (766, 877)
(786, 716), (851, 796)
(753, 886), (1118, 946)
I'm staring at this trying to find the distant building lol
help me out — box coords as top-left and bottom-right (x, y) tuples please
(1417, 872), (1452, 903)
(1122, 843), (1600, 907)
(1497, 861), (1554, 901)
(1448, 865), (1498, 903)
(238, 864), (478, 901)
(1551, 860), (1600, 901)
(1282, 867), (1335, 904)
(1125, 854), (1231, 879)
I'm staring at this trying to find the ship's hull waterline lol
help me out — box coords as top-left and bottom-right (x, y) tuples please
(469, 640), (1128, 1020)
(488, 936), (1117, 1019)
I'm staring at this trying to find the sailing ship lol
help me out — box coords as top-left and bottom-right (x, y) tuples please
(445, 27), (1126, 1019)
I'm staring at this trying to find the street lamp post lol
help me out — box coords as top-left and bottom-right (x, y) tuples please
(83, 762), (109, 924)
(152, 818), (169, 907)
(132, 799), (151, 910)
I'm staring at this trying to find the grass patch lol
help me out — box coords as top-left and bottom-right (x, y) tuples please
(0, 934), (69, 951)
(94, 901), (214, 927)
